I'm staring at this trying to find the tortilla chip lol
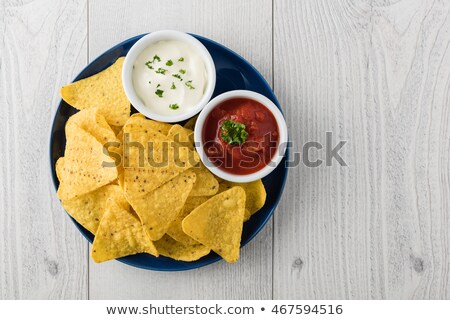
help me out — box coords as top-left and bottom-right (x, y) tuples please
(154, 234), (210, 261)
(182, 187), (246, 263)
(218, 180), (266, 221)
(61, 184), (128, 235)
(123, 119), (197, 168)
(55, 157), (65, 182)
(126, 170), (196, 241)
(167, 196), (210, 245)
(123, 121), (199, 195)
(116, 127), (124, 143)
(60, 57), (130, 126)
(167, 125), (217, 196)
(56, 126), (118, 200)
(66, 109), (119, 147)
(123, 113), (172, 136)
(184, 115), (198, 131)
(117, 171), (125, 190)
(167, 125), (194, 149)
(91, 199), (159, 263)
(189, 164), (219, 197)
(110, 125), (123, 136)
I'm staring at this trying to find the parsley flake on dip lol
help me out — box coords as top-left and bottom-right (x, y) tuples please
(122, 30), (216, 123)
(195, 90), (288, 183)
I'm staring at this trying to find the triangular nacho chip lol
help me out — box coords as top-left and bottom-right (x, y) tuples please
(110, 125), (123, 136)
(167, 196), (210, 245)
(167, 125), (218, 197)
(126, 170), (196, 241)
(182, 187), (246, 263)
(66, 109), (119, 147)
(167, 125), (194, 149)
(154, 234), (210, 261)
(60, 57), (130, 126)
(189, 164), (219, 197)
(61, 184), (128, 235)
(123, 124), (197, 168)
(91, 199), (158, 263)
(56, 127), (118, 200)
(122, 119), (199, 195)
(218, 180), (266, 221)
(123, 113), (172, 136)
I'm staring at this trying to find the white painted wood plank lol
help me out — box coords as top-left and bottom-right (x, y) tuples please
(0, 0), (88, 299)
(88, 0), (273, 299)
(273, 0), (450, 299)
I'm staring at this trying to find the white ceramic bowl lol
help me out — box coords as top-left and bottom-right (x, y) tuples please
(194, 90), (288, 183)
(122, 30), (216, 123)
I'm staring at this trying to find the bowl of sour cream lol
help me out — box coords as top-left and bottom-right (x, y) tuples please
(122, 30), (216, 123)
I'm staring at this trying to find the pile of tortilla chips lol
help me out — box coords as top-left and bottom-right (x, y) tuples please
(57, 57), (267, 264)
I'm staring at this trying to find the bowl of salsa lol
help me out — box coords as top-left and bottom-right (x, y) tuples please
(194, 90), (288, 182)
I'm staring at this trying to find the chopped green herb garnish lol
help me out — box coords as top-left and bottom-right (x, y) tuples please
(166, 60), (173, 66)
(155, 89), (164, 98)
(156, 84), (161, 88)
(148, 80), (151, 84)
(220, 119), (248, 145)
(145, 54), (161, 68)
(172, 74), (183, 81)
(155, 67), (168, 75)
(145, 61), (154, 69)
(179, 69), (186, 74)
(171, 82), (176, 89)
(185, 80), (195, 90)
(169, 103), (179, 110)
(178, 57), (184, 62)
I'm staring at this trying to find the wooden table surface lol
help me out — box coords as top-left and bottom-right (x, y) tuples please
(1, 0), (449, 300)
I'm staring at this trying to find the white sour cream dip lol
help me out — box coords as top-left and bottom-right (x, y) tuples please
(132, 40), (207, 116)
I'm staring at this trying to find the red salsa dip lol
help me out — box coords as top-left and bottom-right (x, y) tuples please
(202, 98), (279, 175)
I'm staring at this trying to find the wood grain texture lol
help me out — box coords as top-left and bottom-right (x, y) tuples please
(2, 0), (449, 300)
(87, 0), (273, 299)
(0, 0), (88, 299)
(273, 0), (450, 299)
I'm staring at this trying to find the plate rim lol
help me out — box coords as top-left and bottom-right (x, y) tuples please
(49, 32), (289, 271)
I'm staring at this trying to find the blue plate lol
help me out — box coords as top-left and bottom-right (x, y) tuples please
(50, 34), (288, 271)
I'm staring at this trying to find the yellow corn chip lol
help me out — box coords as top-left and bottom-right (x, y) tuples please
(167, 125), (194, 149)
(182, 187), (246, 263)
(110, 125), (123, 136)
(218, 180), (266, 221)
(123, 113), (172, 136)
(154, 234), (210, 261)
(167, 196), (210, 245)
(117, 171), (125, 190)
(61, 184), (128, 235)
(116, 127), (124, 143)
(60, 57), (130, 126)
(123, 118), (197, 168)
(166, 125), (218, 196)
(189, 164), (219, 197)
(91, 199), (158, 263)
(123, 121), (199, 195)
(126, 170), (196, 241)
(66, 109), (119, 147)
(55, 157), (65, 182)
(56, 127), (118, 200)
(184, 115), (198, 131)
